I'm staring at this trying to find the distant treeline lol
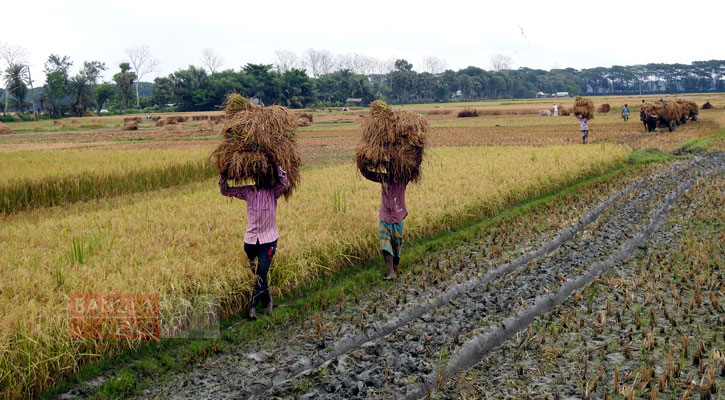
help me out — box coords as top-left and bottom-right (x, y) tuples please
(5, 59), (725, 115)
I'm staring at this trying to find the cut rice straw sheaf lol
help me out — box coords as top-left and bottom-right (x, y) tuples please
(212, 94), (301, 198)
(356, 100), (427, 183)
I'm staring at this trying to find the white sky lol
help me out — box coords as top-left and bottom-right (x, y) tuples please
(7, 0), (725, 84)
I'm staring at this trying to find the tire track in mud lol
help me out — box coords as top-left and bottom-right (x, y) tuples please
(260, 154), (724, 400)
(135, 154), (723, 400)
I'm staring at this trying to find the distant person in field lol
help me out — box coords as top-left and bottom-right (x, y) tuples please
(575, 115), (589, 144)
(622, 104), (629, 121)
(553, 104), (559, 116)
(219, 153), (289, 320)
(361, 156), (421, 280)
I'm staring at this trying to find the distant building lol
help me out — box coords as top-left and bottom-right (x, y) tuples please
(346, 98), (362, 103)
(536, 91), (547, 98)
(553, 92), (570, 98)
(452, 90), (462, 98)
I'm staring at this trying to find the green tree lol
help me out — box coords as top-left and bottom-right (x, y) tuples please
(113, 62), (136, 110)
(68, 60), (106, 116)
(279, 68), (314, 108)
(41, 54), (72, 117)
(152, 76), (174, 108)
(3, 63), (29, 112)
(95, 83), (114, 114)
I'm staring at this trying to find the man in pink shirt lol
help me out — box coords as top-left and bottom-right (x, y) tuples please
(361, 162), (417, 280)
(219, 157), (290, 320)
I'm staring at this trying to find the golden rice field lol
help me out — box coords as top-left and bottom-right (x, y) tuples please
(0, 93), (723, 398)
(1, 145), (627, 397)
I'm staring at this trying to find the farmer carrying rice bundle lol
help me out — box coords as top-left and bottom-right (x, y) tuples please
(356, 100), (427, 280)
(213, 94), (302, 320)
(573, 96), (594, 144)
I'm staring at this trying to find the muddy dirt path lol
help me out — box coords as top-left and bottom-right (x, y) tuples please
(137, 153), (724, 400)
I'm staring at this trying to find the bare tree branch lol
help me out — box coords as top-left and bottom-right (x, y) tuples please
(490, 54), (513, 72)
(274, 49), (300, 73)
(421, 56), (448, 74)
(201, 48), (224, 74)
(126, 45), (159, 108)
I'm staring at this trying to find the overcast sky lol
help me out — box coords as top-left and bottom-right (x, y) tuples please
(6, 0), (725, 84)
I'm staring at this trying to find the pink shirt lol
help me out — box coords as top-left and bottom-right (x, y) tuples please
(379, 182), (408, 223)
(219, 166), (289, 244)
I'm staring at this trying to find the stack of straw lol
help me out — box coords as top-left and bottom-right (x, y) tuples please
(573, 97), (594, 119)
(122, 121), (139, 131)
(212, 94), (301, 198)
(702, 101), (713, 109)
(0, 121), (12, 135)
(644, 101), (683, 121)
(355, 100), (427, 183)
(675, 99), (698, 117)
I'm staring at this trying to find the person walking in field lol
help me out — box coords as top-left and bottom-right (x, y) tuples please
(553, 104), (559, 116)
(219, 154), (290, 320)
(621, 104), (629, 121)
(576, 115), (589, 144)
(361, 157), (419, 280)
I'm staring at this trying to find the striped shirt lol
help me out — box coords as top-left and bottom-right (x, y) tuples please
(219, 166), (289, 245)
(577, 116), (589, 131)
(380, 182), (408, 223)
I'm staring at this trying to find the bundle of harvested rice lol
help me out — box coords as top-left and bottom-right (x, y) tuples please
(297, 112), (314, 123)
(0, 121), (13, 135)
(165, 118), (178, 125)
(355, 100), (427, 183)
(122, 121), (139, 131)
(702, 101), (713, 109)
(152, 116), (162, 122)
(573, 97), (594, 119)
(155, 119), (167, 127)
(197, 120), (213, 132)
(558, 105), (570, 116)
(212, 94), (301, 198)
(162, 124), (182, 132)
(71, 119), (79, 125)
(642, 101), (683, 121)
(53, 120), (63, 126)
(123, 117), (142, 123)
(457, 108), (478, 118)
(297, 118), (311, 127)
(597, 103), (610, 113)
(675, 99), (698, 117)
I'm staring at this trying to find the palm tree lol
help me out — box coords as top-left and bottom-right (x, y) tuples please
(3, 63), (29, 113)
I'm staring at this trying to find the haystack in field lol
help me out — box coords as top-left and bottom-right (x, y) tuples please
(0, 122), (13, 135)
(355, 100), (427, 183)
(53, 120), (62, 126)
(122, 121), (139, 131)
(457, 108), (478, 118)
(573, 97), (594, 119)
(297, 118), (311, 127)
(558, 105), (570, 116)
(197, 120), (213, 132)
(297, 112), (314, 123)
(212, 94), (302, 198)
(155, 119), (166, 127)
(702, 101), (713, 109)
(162, 124), (182, 132)
(152, 116), (162, 122)
(597, 103), (611, 113)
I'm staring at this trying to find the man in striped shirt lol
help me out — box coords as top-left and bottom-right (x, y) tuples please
(361, 166), (414, 280)
(219, 160), (289, 320)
